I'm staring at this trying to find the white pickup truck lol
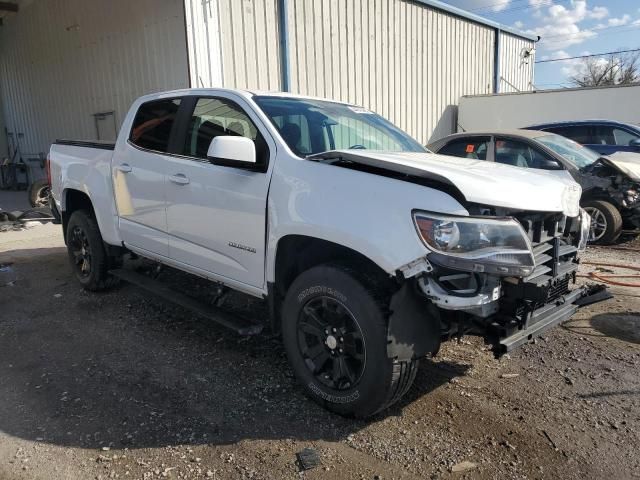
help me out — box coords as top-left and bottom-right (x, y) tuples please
(48, 88), (608, 417)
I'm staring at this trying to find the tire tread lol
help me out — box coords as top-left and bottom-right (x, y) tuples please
(583, 199), (623, 245)
(67, 210), (119, 291)
(320, 263), (419, 417)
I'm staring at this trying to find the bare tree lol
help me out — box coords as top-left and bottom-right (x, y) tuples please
(570, 52), (640, 87)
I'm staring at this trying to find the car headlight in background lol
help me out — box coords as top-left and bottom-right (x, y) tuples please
(413, 211), (535, 276)
(623, 188), (639, 207)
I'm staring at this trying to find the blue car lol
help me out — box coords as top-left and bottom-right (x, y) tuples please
(526, 120), (640, 156)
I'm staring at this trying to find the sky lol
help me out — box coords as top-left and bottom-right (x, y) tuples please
(439, 0), (640, 89)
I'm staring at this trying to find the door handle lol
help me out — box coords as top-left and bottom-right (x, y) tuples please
(115, 164), (132, 173)
(169, 173), (190, 185)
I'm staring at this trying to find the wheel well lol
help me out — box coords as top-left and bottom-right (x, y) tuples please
(581, 188), (616, 205)
(270, 235), (393, 332)
(61, 189), (94, 243)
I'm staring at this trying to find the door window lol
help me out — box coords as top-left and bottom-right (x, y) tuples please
(612, 127), (639, 146)
(495, 139), (556, 169)
(182, 97), (268, 167)
(547, 126), (590, 144)
(438, 137), (490, 160)
(129, 99), (182, 152)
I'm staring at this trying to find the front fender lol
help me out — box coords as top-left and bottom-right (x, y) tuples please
(265, 156), (468, 283)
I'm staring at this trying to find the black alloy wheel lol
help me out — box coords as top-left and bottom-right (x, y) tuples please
(297, 296), (366, 391)
(65, 210), (120, 291)
(69, 224), (92, 279)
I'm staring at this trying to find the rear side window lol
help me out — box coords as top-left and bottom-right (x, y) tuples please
(438, 137), (490, 160)
(546, 126), (590, 144)
(129, 98), (182, 152)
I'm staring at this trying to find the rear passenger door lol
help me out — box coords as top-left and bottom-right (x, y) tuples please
(115, 98), (182, 257)
(163, 95), (275, 290)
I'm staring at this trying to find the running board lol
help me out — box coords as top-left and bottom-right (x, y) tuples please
(110, 268), (264, 336)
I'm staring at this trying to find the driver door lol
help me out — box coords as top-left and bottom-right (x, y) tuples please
(164, 95), (274, 289)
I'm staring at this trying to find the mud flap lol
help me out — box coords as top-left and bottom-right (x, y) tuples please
(387, 282), (441, 361)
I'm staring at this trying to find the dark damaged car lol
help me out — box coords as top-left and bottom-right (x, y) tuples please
(429, 130), (640, 244)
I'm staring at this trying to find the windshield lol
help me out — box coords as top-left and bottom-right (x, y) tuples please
(253, 96), (426, 156)
(536, 134), (600, 169)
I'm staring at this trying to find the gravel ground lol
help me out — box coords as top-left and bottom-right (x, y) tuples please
(0, 226), (639, 480)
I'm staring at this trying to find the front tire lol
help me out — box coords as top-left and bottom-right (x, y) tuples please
(66, 210), (119, 291)
(582, 199), (623, 245)
(281, 265), (418, 418)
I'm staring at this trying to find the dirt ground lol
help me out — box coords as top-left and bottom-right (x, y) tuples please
(1, 224), (639, 480)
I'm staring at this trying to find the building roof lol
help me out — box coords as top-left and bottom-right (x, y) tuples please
(415, 0), (538, 42)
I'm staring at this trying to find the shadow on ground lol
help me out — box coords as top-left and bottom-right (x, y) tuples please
(590, 312), (640, 344)
(0, 250), (469, 450)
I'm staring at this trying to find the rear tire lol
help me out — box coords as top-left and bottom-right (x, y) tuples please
(582, 199), (623, 245)
(66, 210), (120, 291)
(281, 264), (418, 418)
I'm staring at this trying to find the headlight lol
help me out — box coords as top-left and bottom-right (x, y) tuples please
(562, 184), (582, 217)
(413, 211), (535, 276)
(578, 208), (590, 252)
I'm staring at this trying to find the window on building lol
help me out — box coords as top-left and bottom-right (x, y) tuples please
(182, 97), (268, 167)
(438, 137), (490, 160)
(129, 98), (181, 152)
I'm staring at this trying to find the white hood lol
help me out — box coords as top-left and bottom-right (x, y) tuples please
(319, 150), (582, 216)
(603, 152), (640, 182)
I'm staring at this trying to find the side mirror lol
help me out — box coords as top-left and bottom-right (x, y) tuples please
(207, 136), (256, 166)
(539, 158), (562, 170)
(629, 138), (640, 148)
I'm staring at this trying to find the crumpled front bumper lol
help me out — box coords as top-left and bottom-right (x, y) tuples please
(492, 284), (611, 356)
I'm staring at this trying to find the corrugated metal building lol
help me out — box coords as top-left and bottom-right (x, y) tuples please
(0, 0), (536, 156)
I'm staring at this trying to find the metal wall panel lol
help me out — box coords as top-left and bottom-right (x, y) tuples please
(499, 31), (535, 93)
(0, 0), (189, 155)
(184, 0), (282, 91)
(286, 0), (496, 144)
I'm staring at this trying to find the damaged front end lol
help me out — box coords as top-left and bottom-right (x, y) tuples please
(391, 208), (611, 360)
(584, 158), (640, 229)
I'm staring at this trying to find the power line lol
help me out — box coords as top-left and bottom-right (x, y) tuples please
(535, 48), (640, 64)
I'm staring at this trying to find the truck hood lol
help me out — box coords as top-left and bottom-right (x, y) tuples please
(309, 150), (581, 216)
(601, 152), (640, 182)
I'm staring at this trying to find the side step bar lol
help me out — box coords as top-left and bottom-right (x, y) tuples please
(110, 268), (264, 336)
